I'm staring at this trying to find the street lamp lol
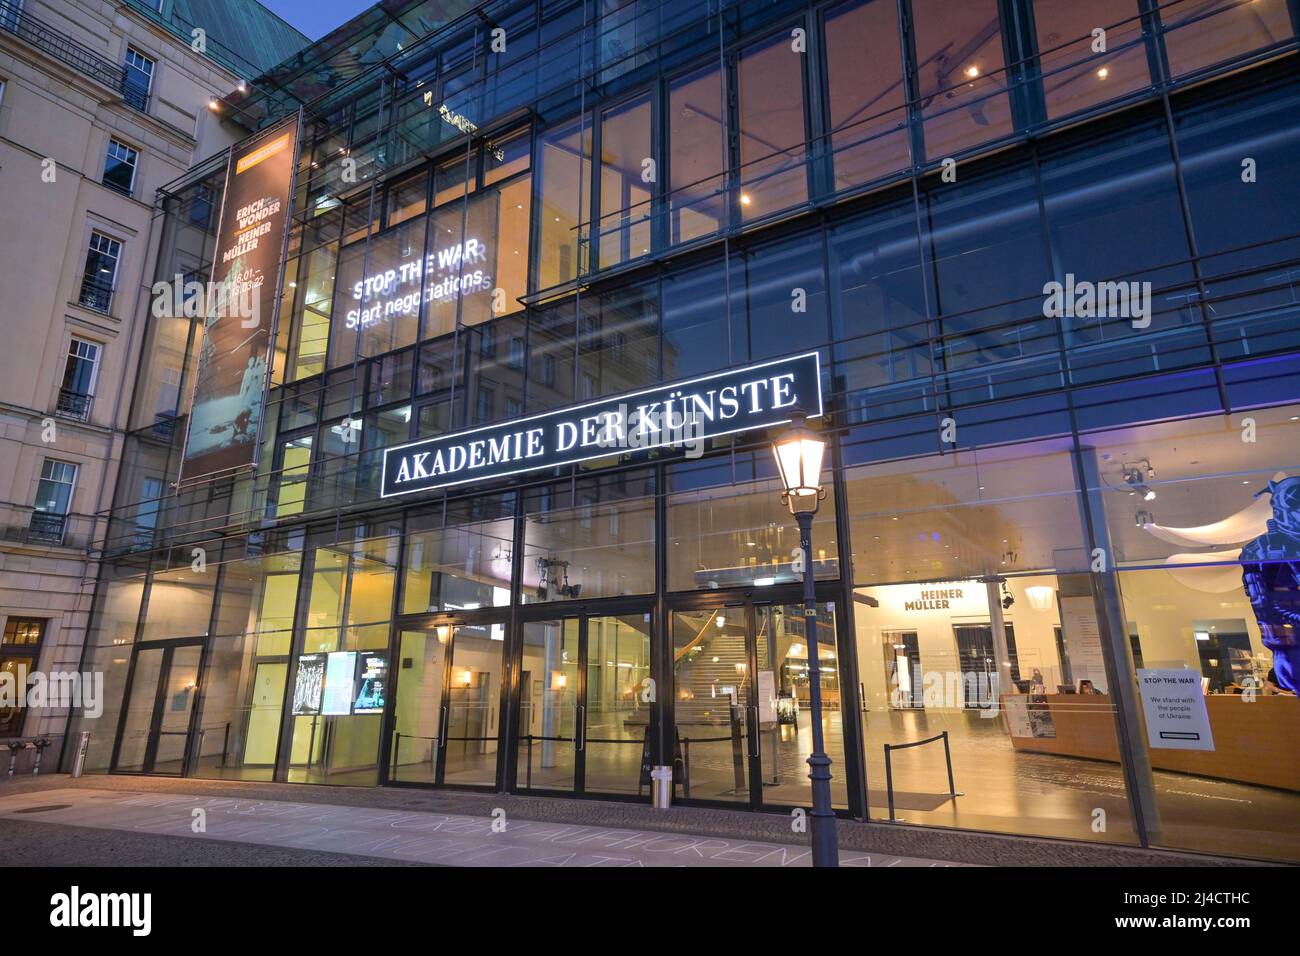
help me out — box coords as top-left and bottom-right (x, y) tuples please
(771, 410), (838, 868)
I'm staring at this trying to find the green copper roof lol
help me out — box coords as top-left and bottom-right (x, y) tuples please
(123, 0), (311, 80)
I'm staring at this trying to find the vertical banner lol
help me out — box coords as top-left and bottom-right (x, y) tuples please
(180, 116), (299, 481)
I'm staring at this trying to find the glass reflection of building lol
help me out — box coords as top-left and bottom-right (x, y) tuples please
(64, 0), (1300, 863)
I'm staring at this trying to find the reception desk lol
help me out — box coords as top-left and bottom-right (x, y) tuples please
(1003, 693), (1300, 792)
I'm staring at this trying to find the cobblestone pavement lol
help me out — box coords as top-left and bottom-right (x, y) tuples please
(0, 786), (960, 867)
(0, 774), (1255, 866)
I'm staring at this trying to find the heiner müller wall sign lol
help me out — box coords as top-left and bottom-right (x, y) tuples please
(380, 352), (824, 498)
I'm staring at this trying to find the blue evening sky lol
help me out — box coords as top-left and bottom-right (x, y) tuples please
(261, 0), (373, 40)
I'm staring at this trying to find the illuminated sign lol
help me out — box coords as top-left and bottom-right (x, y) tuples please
(381, 352), (824, 498)
(423, 93), (504, 160)
(321, 651), (357, 716)
(346, 239), (491, 330)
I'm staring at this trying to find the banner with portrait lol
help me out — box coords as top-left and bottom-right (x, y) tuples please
(180, 115), (299, 481)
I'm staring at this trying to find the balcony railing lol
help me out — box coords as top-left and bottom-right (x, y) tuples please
(55, 389), (93, 422)
(77, 277), (113, 313)
(0, 1), (147, 112)
(26, 512), (67, 546)
(121, 79), (150, 113)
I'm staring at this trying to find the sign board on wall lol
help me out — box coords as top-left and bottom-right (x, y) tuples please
(1059, 595), (1107, 693)
(291, 653), (324, 716)
(353, 652), (388, 714)
(1137, 668), (1216, 751)
(180, 115), (299, 481)
(757, 670), (777, 723)
(321, 651), (358, 716)
(380, 351), (824, 498)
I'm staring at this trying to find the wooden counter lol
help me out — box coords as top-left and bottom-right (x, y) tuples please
(1004, 693), (1300, 792)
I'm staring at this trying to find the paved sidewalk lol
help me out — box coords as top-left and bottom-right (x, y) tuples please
(0, 787), (958, 867)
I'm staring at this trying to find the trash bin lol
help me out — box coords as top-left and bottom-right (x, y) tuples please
(71, 731), (91, 778)
(651, 765), (672, 809)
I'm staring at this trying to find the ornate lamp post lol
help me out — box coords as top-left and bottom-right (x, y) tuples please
(771, 410), (838, 867)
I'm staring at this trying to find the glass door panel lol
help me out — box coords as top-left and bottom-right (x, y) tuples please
(152, 645), (201, 774)
(391, 626), (448, 784)
(758, 604), (848, 810)
(516, 619), (579, 792)
(671, 606), (752, 803)
(584, 614), (652, 795)
(442, 621), (506, 786)
(114, 642), (204, 775)
(116, 647), (165, 772)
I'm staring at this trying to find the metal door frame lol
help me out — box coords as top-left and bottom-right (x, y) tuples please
(110, 636), (207, 775)
(664, 583), (851, 814)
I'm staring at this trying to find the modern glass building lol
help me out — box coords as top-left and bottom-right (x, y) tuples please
(64, 0), (1300, 864)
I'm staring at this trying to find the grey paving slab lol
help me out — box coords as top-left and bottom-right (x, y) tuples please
(0, 787), (962, 868)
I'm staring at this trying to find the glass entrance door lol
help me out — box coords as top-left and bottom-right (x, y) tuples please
(514, 610), (653, 796)
(113, 640), (204, 775)
(391, 618), (506, 788)
(671, 600), (847, 810)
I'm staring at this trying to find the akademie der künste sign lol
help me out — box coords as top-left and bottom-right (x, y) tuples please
(380, 352), (824, 498)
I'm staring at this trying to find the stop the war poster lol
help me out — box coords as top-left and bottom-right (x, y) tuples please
(180, 115), (299, 481)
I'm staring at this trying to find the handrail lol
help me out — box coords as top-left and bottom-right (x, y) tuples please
(0, 2), (128, 95)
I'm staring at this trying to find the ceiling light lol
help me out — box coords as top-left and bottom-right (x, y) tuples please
(740, 193), (752, 206)
(1025, 586), (1054, 611)
(1097, 67), (1109, 79)
(965, 65), (980, 79)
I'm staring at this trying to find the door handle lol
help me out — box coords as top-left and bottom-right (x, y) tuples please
(438, 705), (448, 749)
(750, 705), (760, 758)
(576, 704), (586, 751)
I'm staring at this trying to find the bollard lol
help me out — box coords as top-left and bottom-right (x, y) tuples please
(31, 738), (50, 774)
(71, 731), (91, 778)
(651, 765), (673, 809)
(6, 741), (24, 779)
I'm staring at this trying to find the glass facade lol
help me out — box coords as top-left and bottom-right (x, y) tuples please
(68, 0), (1300, 864)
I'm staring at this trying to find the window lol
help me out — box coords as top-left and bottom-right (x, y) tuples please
(597, 93), (653, 268)
(102, 138), (138, 195)
(123, 47), (154, 110)
(190, 185), (214, 228)
(667, 455), (839, 591)
(1173, 78), (1300, 359)
(1160, 0), (1294, 79)
(0, 0), (20, 33)
(79, 232), (120, 313)
(737, 32), (809, 219)
(668, 64), (726, 244)
(535, 118), (592, 289)
(522, 472), (656, 603)
(30, 459), (77, 544)
(578, 284), (659, 399)
(1, 617), (46, 736)
(134, 476), (165, 543)
(1085, 406), (1300, 862)
(386, 170), (428, 228)
(1031, 0), (1151, 120)
(0, 78), (6, 109)
(828, 200), (931, 406)
(1038, 120), (1201, 376)
(2, 618), (44, 646)
(662, 259), (730, 380)
(56, 337), (100, 421)
(910, 0), (1014, 160)
(823, 0), (910, 191)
